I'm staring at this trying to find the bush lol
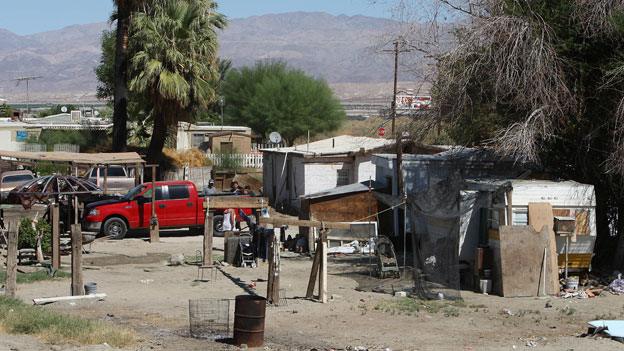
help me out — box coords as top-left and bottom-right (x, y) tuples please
(18, 218), (51, 253)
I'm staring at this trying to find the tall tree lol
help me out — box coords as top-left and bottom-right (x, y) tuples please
(223, 61), (345, 145)
(129, 0), (225, 164)
(112, 0), (132, 152)
(424, 0), (624, 268)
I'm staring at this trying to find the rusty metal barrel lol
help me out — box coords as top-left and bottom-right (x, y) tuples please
(233, 295), (266, 347)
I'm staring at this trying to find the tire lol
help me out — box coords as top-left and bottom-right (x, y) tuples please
(102, 217), (128, 240)
(213, 215), (225, 236)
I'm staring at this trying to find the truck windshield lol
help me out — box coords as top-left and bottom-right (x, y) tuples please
(122, 184), (145, 200)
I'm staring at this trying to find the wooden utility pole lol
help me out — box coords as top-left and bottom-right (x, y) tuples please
(71, 224), (84, 296)
(51, 203), (61, 269)
(5, 222), (18, 298)
(203, 198), (213, 266)
(148, 165), (160, 243)
(391, 40), (399, 136)
(267, 232), (280, 305)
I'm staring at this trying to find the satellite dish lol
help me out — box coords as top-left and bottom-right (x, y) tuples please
(269, 132), (282, 144)
(61, 106), (68, 113)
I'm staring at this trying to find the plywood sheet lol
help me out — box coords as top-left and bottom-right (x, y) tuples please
(498, 225), (551, 297)
(528, 202), (559, 295)
(575, 210), (590, 235)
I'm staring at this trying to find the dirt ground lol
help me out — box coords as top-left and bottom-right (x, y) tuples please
(3, 231), (624, 351)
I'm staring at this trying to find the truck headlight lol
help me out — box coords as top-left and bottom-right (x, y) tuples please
(87, 209), (99, 217)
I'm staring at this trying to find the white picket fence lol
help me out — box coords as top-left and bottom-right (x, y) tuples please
(53, 144), (80, 153)
(207, 153), (263, 168)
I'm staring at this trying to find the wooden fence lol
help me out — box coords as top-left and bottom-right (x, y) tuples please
(164, 166), (213, 189)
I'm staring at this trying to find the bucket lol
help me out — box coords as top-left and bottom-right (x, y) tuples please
(233, 295), (266, 347)
(479, 279), (492, 294)
(84, 282), (97, 295)
(565, 277), (579, 290)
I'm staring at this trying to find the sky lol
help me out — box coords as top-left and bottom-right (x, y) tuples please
(0, 0), (394, 35)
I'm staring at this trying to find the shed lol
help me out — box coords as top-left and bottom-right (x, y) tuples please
(299, 180), (383, 249)
(176, 122), (253, 154)
(263, 135), (395, 214)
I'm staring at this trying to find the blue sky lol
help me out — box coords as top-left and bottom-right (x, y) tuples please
(1, 0), (393, 35)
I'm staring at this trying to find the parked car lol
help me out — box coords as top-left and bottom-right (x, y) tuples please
(0, 170), (35, 200)
(83, 180), (254, 239)
(85, 165), (135, 194)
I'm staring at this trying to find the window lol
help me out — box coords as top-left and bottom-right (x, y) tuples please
(169, 185), (190, 200)
(142, 186), (164, 201)
(3, 174), (34, 183)
(91, 167), (126, 177)
(512, 209), (528, 226)
(336, 169), (350, 186)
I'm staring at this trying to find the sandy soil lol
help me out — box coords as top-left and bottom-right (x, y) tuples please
(3, 232), (624, 351)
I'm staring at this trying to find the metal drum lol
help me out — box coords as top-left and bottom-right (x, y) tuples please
(233, 295), (266, 347)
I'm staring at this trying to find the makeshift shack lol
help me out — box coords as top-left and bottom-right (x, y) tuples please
(299, 181), (382, 250)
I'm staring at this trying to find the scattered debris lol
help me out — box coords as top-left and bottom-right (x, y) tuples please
(502, 308), (514, 316)
(545, 301), (553, 308)
(168, 254), (186, 266)
(562, 291), (588, 299)
(32, 293), (107, 305)
(609, 275), (624, 295)
(140, 279), (154, 285)
(394, 291), (407, 297)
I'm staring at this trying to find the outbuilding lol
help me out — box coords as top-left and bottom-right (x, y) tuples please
(262, 135), (394, 213)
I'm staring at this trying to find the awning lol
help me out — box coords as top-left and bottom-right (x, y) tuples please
(0, 150), (145, 165)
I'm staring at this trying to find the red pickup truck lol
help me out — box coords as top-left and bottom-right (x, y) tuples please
(83, 180), (251, 239)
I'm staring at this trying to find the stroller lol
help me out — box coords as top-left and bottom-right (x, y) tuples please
(238, 232), (257, 268)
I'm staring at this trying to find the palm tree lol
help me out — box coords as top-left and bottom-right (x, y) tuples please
(111, 0), (132, 152)
(129, 0), (226, 165)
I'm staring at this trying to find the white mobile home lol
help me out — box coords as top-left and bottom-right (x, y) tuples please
(263, 135), (394, 213)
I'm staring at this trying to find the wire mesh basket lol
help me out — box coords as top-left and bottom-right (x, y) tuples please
(189, 299), (231, 339)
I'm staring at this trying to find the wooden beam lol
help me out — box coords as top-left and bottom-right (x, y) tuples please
(306, 242), (321, 299)
(267, 233), (280, 305)
(319, 239), (328, 303)
(259, 217), (352, 230)
(33, 293), (107, 305)
(506, 190), (513, 226)
(70, 224), (84, 296)
(5, 222), (18, 298)
(51, 203), (60, 269)
(205, 196), (269, 209)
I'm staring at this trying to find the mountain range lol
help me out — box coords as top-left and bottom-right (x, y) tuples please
(0, 12), (430, 103)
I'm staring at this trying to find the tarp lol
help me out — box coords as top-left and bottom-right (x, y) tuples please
(0, 150), (144, 165)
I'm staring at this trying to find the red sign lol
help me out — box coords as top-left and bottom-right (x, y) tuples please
(378, 127), (385, 137)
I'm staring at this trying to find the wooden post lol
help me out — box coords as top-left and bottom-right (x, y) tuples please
(71, 224), (84, 296)
(319, 229), (328, 304)
(306, 240), (321, 299)
(148, 165), (159, 243)
(203, 199), (213, 266)
(506, 189), (513, 226)
(267, 231), (280, 305)
(51, 203), (61, 269)
(134, 162), (142, 186)
(103, 164), (109, 195)
(5, 222), (18, 298)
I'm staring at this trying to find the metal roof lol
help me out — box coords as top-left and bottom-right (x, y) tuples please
(0, 150), (145, 165)
(302, 180), (383, 200)
(263, 135), (394, 156)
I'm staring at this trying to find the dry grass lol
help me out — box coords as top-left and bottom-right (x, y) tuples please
(163, 148), (211, 167)
(0, 297), (135, 348)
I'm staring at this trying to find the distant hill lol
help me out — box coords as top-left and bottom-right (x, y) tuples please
(0, 12), (432, 102)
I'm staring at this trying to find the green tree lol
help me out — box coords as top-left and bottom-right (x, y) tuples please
(223, 61), (345, 145)
(427, 0), (624, 268)
(0, 104), (13, 118)
(129, 0), (225, 164)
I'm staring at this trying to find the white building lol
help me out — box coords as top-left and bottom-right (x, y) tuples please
(263, 135), (395, 213)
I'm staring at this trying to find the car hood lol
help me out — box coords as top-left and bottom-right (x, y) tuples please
(84, 197), (127, 210)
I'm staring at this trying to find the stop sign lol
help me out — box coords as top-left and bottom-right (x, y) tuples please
(378, 127), (385, 137)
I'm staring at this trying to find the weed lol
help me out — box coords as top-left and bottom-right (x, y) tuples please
(374, 297), (466, 317)
(0, 270), (70, 284)
(0, 297), (135, 347)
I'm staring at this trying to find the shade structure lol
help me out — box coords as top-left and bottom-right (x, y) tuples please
(8, 175), (102, 209)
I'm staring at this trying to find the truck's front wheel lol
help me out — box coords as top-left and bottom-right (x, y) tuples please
(103, 217), (128, 240)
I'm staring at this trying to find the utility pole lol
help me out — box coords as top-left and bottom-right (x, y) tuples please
(13, 76), (42, 114)
(391, 40), (399, 136)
